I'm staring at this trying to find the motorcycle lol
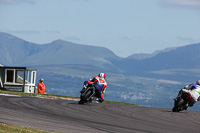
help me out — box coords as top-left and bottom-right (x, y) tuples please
(172, 91), (192, 112)
(78, 86), (96, 104)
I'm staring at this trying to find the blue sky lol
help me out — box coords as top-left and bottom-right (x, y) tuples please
(0, 0), (200, 57)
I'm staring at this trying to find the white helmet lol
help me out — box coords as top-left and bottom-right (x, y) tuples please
(98, 73), (106, 79)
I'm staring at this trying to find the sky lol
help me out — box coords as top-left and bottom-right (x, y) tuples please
(0, 0), (200, 57)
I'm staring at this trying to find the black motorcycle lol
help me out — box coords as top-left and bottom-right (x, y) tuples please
(78, 86), (96, 104)
(172, 91), (192, 112)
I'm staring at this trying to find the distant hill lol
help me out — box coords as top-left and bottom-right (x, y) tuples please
(118, 43), (200, 72)
(0, 32), (122, 72)
(127, 47), (177, 60)
(0, 32), (41, 65)
(113, 42), (200, 83)
(1, 32), (200, 79)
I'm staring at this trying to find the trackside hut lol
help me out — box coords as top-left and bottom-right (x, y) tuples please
(0, 66), (37, 93)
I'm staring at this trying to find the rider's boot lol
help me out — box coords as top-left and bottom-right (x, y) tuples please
(184, 103), (189, 110)
(188, 103), (194, 107)
(89, 98), (92, 103)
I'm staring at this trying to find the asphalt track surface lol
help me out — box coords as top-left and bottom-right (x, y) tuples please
(0, 94), (200, 133)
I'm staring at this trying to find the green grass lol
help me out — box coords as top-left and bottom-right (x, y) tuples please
(104, 100), (136, 105)
(0, 90), (79, 99)
(0, 123), (55, 133)
(0, 90), (38, 96)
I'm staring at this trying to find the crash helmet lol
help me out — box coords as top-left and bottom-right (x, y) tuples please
(98, 73), (106, 79)
(196, 80), (200, 85)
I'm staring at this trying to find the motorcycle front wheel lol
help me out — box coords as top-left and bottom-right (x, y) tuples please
(172, 98), (185, 112)
(78, 90), (92, 104)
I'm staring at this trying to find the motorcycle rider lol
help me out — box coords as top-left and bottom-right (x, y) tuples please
(81, 73), (107, 103)
(175, 80), (200, 107)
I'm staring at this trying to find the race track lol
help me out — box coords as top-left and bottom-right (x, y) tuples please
(0, 94), (200, 133)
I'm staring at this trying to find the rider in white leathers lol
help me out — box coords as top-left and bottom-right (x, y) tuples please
(176, 80), (200, 107)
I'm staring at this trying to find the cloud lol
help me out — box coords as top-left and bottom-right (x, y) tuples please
(158, 0), (200, 10)
(122, 36), (132, 41)
(45, 30), (61, 34)
(177, 36), (196, 42)
(0, 0), (35, 5)
(8, 30), (41, 35)
(6, 30), (61, 35)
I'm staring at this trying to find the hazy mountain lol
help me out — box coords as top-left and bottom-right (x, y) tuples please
(115, 43), (200, 72)
(0, 32), (122, 72)
(127, 47), (177, 60)
(0, 32), (42, 65)
(2, 32), (200, 72)
(1, 32), (200, 81)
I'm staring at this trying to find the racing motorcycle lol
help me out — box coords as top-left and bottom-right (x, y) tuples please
(172, 91), (192, 112)
(78, 85), (96, 104)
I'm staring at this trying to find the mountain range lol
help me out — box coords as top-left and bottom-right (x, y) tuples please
(0, 32), (119, 68)
(1, 32), (200, 76)
(1, 32), (200, 110)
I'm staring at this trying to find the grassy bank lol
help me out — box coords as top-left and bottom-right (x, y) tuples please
(0, 123), (55, 133)
(0, 90), (80, 100)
